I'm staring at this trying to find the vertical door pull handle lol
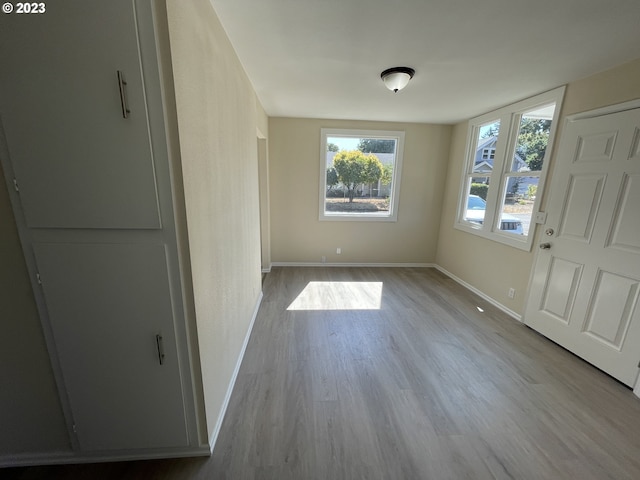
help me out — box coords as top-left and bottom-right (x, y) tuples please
(117, 70), (131, 119)
(155, 334), (165, 365)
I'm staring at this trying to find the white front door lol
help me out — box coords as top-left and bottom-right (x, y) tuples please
(524, 107), (640, 387)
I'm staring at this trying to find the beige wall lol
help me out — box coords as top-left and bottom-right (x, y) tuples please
(0, 162), (69, 454)
(436, 58), (640, 316)
(269, 118), (451, 264)
(166, 0), (263, 441)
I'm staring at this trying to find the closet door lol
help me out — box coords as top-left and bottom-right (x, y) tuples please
(0, 0), (161, 229)
(33, 243), (189, 451)
(0, 0), (194, 454)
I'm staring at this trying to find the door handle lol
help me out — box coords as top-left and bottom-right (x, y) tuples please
(117, 70), (131, 119)
(155, 334), (165, 365)
(539, 242), (551, 250)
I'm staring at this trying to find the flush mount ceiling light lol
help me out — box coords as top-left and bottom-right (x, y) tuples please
(380, 67), (415, 93)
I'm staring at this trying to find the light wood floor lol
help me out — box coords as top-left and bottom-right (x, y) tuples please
(6, 267), (640, 479)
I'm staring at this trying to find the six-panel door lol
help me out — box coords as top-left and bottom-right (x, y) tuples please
(525, 108), (640, 386)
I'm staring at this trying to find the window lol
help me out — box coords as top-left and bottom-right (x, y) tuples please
(455, 87), (565, 250)
(482, 148), (495, 160)
(319, 129), (405, 221)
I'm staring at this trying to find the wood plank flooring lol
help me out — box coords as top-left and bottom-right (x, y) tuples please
(5, 267), (640, 479)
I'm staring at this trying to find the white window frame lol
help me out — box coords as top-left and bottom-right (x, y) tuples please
(455, 87), (565, 251)
(319, 128), (405, 222)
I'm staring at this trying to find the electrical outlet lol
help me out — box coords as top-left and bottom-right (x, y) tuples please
(321, 256), (326, 263)
(508, 288), (516, 299)
(336, 247), (341, 254)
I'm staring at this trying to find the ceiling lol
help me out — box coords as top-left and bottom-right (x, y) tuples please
(209, 0), (640, 124)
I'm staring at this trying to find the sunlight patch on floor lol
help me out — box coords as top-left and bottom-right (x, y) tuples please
(287, 281), (383, 311)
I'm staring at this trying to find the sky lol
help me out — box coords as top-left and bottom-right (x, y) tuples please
(327, 136), (360, 151)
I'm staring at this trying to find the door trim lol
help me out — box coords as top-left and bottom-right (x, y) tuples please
(568, 99), (640, 121)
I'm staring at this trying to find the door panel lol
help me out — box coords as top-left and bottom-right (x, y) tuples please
(0, 0), (161, 229)
(540, 257), (583, 323)
(630, 128), (640, 160)
(607, 173), (640, 253)
(575, 131), (616, 163)
(582, 270), (638, 349)
(34, 242), (189, 451)
(558, 174), (605, 241)
(525, 108), (640, 386)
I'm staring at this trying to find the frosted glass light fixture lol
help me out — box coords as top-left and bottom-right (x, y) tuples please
(381, 67), (415, 93)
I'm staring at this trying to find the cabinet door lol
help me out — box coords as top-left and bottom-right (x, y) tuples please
(33, 242), (189, 451)
(0, 0), (161, 229)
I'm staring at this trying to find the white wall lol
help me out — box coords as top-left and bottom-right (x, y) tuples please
(166, 0), (263, 442)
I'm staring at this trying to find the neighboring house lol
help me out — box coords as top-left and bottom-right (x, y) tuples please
(473, 136), (528, 173)
(473, 136), (535, 196)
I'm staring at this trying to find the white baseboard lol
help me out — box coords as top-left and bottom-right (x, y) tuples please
(270, 262), (434, 268)
(207, 290), (263, 453)
(433, 265), (522, 322)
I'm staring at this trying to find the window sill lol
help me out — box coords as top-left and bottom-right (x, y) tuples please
(454, 221), (534, 252)
(319, 212), (398, 222)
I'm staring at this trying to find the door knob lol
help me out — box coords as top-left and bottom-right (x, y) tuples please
(539, 242), (551, 250)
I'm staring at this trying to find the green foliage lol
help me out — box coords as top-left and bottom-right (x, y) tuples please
(363, 156), (382, 184)
(326, 167), (339, 191)
(470, 183), (488, 200)
(362, 155), (382, 198)
(332, 150), (383, 202)
(516, 119), (551, 171)
(357, 139), (395, 153)
(380, 164), (393, 186)
(327, 142), (339, 152)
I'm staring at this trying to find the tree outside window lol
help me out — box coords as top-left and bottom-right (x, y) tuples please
(319, 129), (405, 222)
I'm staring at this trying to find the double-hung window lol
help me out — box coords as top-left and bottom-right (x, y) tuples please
(455, 87), (565, 250)
(319, 129), (405, 222)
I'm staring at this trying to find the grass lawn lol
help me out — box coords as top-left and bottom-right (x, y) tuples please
(325, 197), (389, 212)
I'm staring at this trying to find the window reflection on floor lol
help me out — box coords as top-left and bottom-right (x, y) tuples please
(287, 281), (383, 311)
